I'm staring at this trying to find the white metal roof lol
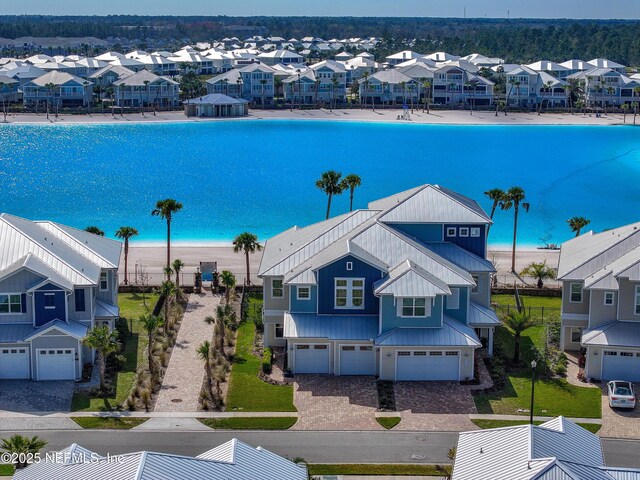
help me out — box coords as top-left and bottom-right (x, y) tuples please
(468, 302), (501, 326)
(374, 260), (451, 297)
(284, 312), (378, 340)
(582, 321), (640, 348)
(375, 317), (481, 347)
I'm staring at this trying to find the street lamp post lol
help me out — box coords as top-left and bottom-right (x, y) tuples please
(530, 359), (537, 424)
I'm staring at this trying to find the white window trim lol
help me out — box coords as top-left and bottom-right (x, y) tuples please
(397, 297), (431, 318)
(446, 227), (456, 237)
(635, 285), (640, 315)
(570, 327), (583, 343)
(0, 292), (22, 315)
(346, 261), (353, 271)
(604, 291), (615, 306)
(274, 324), (284, 338)
(569, 283), (583, 303)
(470, 227), (480, 237)
(44, 292), (56, 310)
(334, 277), (365, 310)
(99, 272), (109, 292)
(459, 227), (469, 237)
(271, 278), (284, 299)
(296, 286), (311, 301)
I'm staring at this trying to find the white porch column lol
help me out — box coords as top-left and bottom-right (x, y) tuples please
(488, 327), (494, 357)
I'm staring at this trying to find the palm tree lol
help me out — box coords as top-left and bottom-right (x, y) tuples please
(151, 198), (183, 271)
(259, 79), (267, 109)
(44, 82), (56, 120)
(197, 341), (214, 398)
(520, 261), (557, 289)
(316, 170), (346, 219)
(484, 188), (505, 233)
(115, 227), (138, 285)
(119, 82), (126, 116)
(500, 187), (530, 273)
(0, 435), (47, 469)
(622, 103), (629, 123)
(503, 311), (536, 364)
(0, 81), (7, 122)
(172, 259), (184, 290)
(139, 314), (163, 373)
(314, 77), (321, 106)
(220, 270), (236, 304)
(85, 226), (104, 236)
(232, 233), (262, 286)
(504, 78), (515, 115)
(567, 216), (591, 237)
(331, 76), (339, 111)
(156, 280), (176, 334)
(205, 303), (236, 356)
(83, 325), (120, 391)
(341, 174), (362, 212)
(422, 79), (432, 113)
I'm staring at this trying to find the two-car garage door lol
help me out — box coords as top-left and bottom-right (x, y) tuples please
(396, 350), (460, 381)
(0, 347), (30, 379)
(602, 350), (640, 381)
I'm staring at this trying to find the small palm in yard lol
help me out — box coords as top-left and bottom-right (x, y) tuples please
(172, 259), (185, 300)
(156, 280), (176, 335)
(197, 341), (213, 398)
(83, 325), (120, 392)
(232, 232), (262, 286)
(220, 270), (236, 304)
(205, 304), (236, 356)
(140, 314), (163, 374)
(520, 261), (557, 289)
(115, 226), (138, 285)
(567, 216), (590, 237)
(0, 435), (47, 469)
(503, 311), (537, 364)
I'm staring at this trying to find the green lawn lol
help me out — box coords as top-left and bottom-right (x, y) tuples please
(225, 319), (296, 412)
(71, 293), (159, 412)
(376, 417), (401, 429)
(71, 417), (149, 429)
(198, 417), (297, 430)
(0, 464), (15, 476)
(471, 419), (601, 434)
(308, 464), (450, 476)
(492, 294), (561, 309)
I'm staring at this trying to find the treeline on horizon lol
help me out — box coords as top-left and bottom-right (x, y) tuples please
(1, 15), (639, 65)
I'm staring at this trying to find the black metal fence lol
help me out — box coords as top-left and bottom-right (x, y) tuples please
(493, 304), (561, 324)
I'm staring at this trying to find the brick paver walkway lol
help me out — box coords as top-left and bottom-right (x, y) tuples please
(154, 293), (220, 412)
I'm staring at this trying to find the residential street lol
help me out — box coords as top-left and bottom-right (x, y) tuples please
(1, 430), (639, 468)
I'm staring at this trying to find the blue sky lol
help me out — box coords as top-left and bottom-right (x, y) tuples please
(5, 0), (640, 18)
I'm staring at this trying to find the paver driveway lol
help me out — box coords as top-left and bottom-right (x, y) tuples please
(394, 381), (478, 431)
(292, 375), (382, 430)
(599, 382), (640, 439)
(0, 380), (74, 412)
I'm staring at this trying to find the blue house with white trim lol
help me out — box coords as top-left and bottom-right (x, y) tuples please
(258, 184), (499, 381)
(0, 214), (121, 381)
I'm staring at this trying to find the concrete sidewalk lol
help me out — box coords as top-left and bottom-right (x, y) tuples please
(469, 413), (602, 424)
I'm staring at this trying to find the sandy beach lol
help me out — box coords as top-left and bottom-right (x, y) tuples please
(1, 108), (630, 126)
(123, 244), (560, 287)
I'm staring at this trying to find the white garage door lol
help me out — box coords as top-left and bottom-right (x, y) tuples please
(294, 344), (330, 374)
(340, 345), (375, 375)
(396, 350), (460, 381)
(37, 349), (75, 381)
(602, 350), (640, 381)
(0, 347), (30, 379)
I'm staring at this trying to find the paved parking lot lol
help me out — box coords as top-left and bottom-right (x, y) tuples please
(599, 382), (640, 439)
(0, 380), (74, 413)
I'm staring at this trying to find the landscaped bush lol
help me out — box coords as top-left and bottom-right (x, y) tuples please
(113, 354), (127, 371)
(262, 348), (273, 374)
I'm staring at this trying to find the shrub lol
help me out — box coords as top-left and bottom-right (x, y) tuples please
(253, 313), (264, 333)
(113, 354), (127, 371)
(262, 347), (273, 374)
(126, 396), (136, 411)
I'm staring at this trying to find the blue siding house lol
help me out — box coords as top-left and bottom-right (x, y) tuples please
(258, 184), (500, 381)
(0, 214), (121, 381)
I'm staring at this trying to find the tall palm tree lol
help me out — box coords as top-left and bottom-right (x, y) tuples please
(0, 435), (47, 469)
(115, 226), (138, 285)
(422, 78), (432, 113)
(197, 340), (214, 398)
(316, 170), (346, 220)
(220, 270), (236, 304)
(139, 314), (163, 373)
(259, 79), (267, 109)
(567, 216), (591, 237)
(85, 226), (104, 236)
(500, 187), (530, 273)
(151, 198), (183, 270)
(205, 303), (236, 356)
(520, 261), (557, 289)
(331, 76), (339, 111)
(232, 233), (262, 286)
(172, 259), (184, 290)
(484, 188), (505, 233)
(156, 280), (176, 334)
(503, 311), (536, 364)
(341, 174), (362, 212)
(83, 325), (120, 391)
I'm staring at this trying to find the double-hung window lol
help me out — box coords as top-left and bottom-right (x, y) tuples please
(0, 294), (21, 314)
(635, 286), (640, 315)
(570, 283), (582, 303)
(99, 272), (108, 291)
(271, 279), (284, 298)
(297, 286), (310, 300)
(604, 291), (614, 306)
(400, 298), (430, 317)
(75, 289), (86, 312)
(44, 293), (55, 309)
(335, 278), (365, 309)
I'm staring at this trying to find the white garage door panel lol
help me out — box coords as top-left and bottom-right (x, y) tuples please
(340, 346), (375, 375)
(396, 351), (460, 381)
(0, 347), (30, 379)
(602, 350), (640, 381)
(295, 344), (330, 374)
(37, 349), (75, 380)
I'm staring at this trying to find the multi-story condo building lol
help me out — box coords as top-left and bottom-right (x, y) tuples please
(112, 70), (179, 107)
(258, 185), (499, 381)
(358, 70), (420, 106)
(22, 71), (92, 107)
(207, 63), (276, 105)
(567, 68), (640, 107)
(431, 65), (495, 106)
(309, 60), (347, 103)
(0, 214), (121, 381)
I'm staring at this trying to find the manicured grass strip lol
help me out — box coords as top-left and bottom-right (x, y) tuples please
(491, 294), (561, 309)
(474, 373), (602, 418)
(376, 417), (401, 429)
(471, 419), (601, 434)
(71, 293), (159, 412)
(71, 417), (149, 429)
(226, 320), (296, 412)
(198, 417), (297, 430)
(0, 464), (15, 476)
(308, 464), (451, 476)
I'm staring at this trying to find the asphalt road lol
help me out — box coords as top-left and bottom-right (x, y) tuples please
(3, 430), (640, 467)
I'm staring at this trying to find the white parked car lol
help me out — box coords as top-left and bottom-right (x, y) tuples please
(607, 381), (636, 409)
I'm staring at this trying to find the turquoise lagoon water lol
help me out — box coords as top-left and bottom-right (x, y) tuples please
(0, 120), (639, 247)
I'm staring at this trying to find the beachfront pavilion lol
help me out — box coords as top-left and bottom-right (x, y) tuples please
(183, 93), (249, 117)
